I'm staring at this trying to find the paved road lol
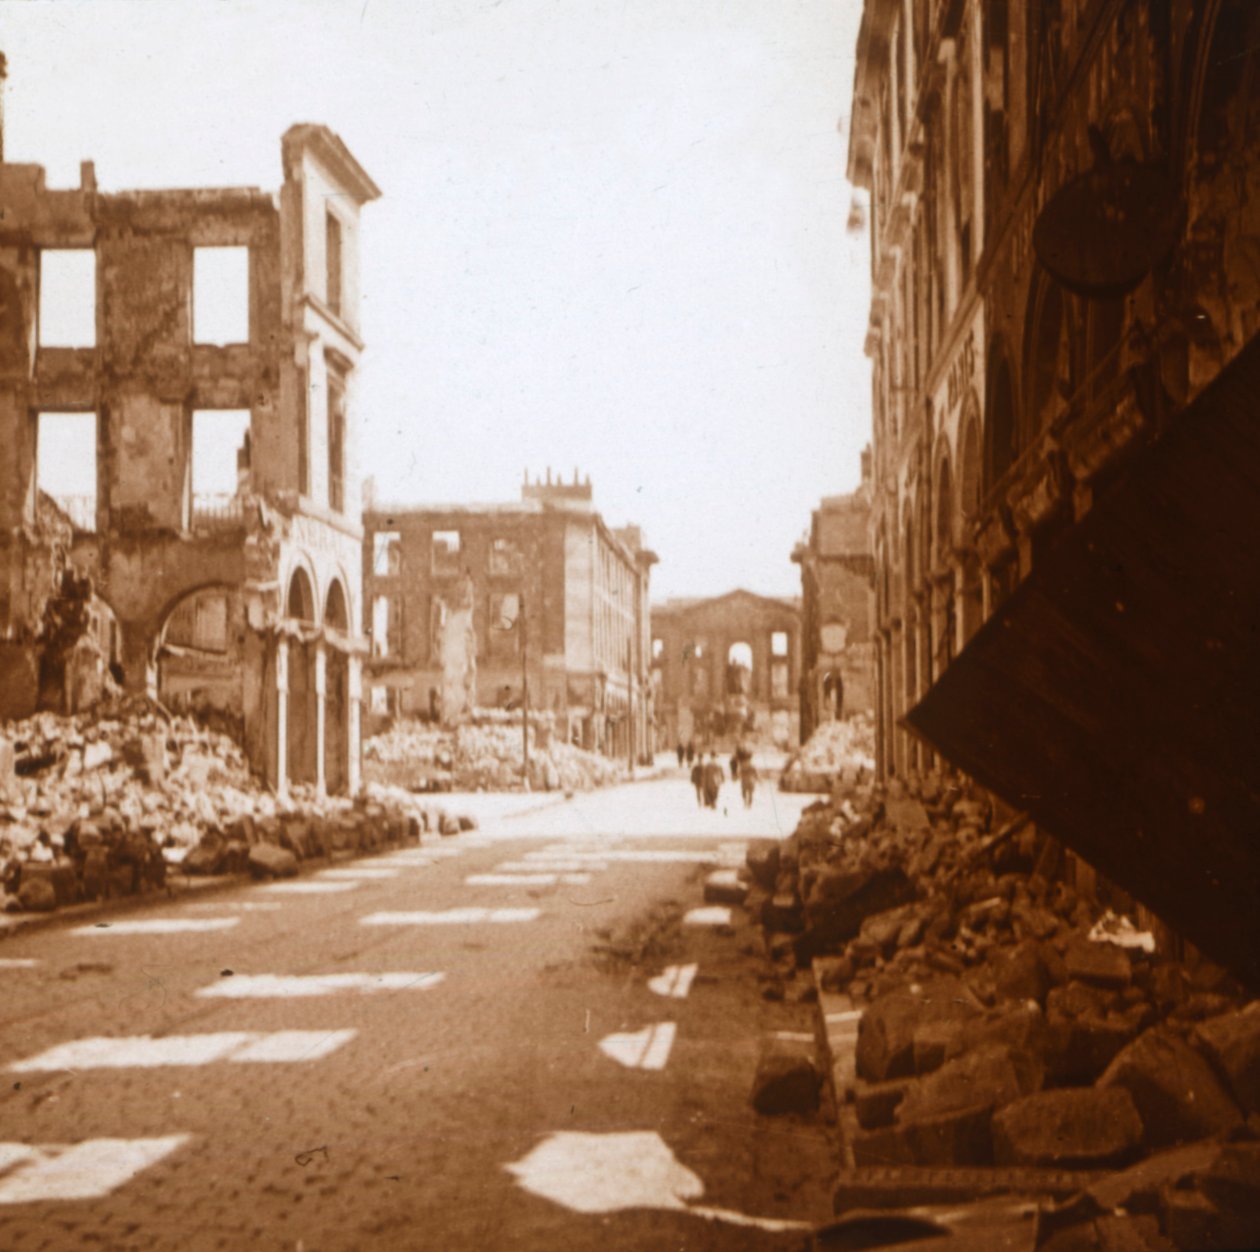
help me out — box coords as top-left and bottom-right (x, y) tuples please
(0, 776), (836, 1250)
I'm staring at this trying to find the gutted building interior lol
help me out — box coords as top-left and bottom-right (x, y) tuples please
(0, 116), (379, 795)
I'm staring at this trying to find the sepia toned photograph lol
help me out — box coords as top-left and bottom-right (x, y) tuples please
(0, 1), (1257, 1248)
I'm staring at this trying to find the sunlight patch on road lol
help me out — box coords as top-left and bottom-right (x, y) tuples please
(360, 908), (541, 926)
(261, 881), (359, 895)
(10, 1030), (356, 1071)
(73, 918), (240, 936)
(647, 964), (698, 999)
(317, 867), (399, 880)
(0, 1136), (189, 1204)
(598, 1022), (676, 1071)
(0, 958), (39, 969)
(505, 1131), (807, 1231)
(683, 907), (732, 926)
(464, 873), (592, 887)
(195, 972), (444, 998)
(186, 901), (282, 912)
(496, 860), (608, 873)
(531, 849), (720, 865)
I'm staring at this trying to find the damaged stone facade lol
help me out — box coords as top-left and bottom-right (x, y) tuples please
(0, 101), (379, 795)
(362, 472), (657, 761)
(792, 450), (877, 743)
(850, 0), (1260, 786)
(651, 590), (802, 748)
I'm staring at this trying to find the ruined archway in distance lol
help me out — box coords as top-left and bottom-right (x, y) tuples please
(726, 641), (753, 696)
(287, 566), (316, 623)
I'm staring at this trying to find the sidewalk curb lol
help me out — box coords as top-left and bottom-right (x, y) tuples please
(0, 837), (432, 945)
(813, 967), (863, 1167)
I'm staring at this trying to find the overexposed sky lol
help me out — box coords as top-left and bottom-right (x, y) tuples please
(5, 0), (870, 598)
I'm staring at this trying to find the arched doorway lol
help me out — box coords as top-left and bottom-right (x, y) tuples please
(156, 585), (243, 733)
(725, 641), (753, 735)
(324, 578), (351, 795)
(286, 567), (317, 787)
(957, 406), (985, 642)
(821, 671), (844, 722)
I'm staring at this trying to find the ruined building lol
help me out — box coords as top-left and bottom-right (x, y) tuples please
(362, 472), (657, 761)
(0, 63), (379, 794)
(651, 591), (802, 749)
(849, 1), (1260, 983)
(792, 448), (876, 742)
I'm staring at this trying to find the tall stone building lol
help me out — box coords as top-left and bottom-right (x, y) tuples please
(792, 451), (876, 742)
(651, 591), (801, 749)
(849, 1), (1260, 983)
(0, 63), (378, 794)
(362, 472), (657, 762)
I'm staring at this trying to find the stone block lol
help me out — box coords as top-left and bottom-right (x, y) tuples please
(1100, 1027), (1243, 1148)
(762, 892), (804, 933)
(703, 870), (748, 906)
(751, 1046), (822, 1116)
(248, 842), (299, 880)
(854, 1076), (914, 1130)
(805, 865), (916, 947)
(745, 839), (780, 890)
(16, 875), (56, 912)
(856, 980), (979, 1083)
(898, 1045), (1043, 1126)
(992, 1087), (1144, 1169)
(993, 940), (1053, 1005)
(1064, 937), (1132, 990)
(1193, 1003), (1260, 1115)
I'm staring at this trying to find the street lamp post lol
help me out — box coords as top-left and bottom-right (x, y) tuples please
(520, 594), (529, 789)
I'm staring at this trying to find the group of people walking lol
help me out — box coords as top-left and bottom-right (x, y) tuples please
(678, 740), (758, 810)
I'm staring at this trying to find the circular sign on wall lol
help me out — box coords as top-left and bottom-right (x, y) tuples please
(820, 623), (847, 653)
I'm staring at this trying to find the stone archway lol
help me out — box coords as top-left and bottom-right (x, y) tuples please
(286, 567), (318, 787)
(324, 578), (351, 796)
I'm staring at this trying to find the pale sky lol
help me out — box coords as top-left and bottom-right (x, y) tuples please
(4, 0), (871, 599)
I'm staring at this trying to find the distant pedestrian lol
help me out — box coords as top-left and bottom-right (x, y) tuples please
(676, 741), (685, 767)
(729, 751), (739, 782)
(739, 758), (759, 808)
(690, 760), (705, 808)
(702, 754), (723, 809)
(685, 741), (696, 767)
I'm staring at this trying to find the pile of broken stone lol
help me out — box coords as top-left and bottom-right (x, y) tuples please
(0, 699), (471, 916)
(366, 715), (625, 792)
(744, 774), (1260, 1250)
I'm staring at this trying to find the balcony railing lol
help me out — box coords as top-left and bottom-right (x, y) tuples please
(191, 493), (248, 529)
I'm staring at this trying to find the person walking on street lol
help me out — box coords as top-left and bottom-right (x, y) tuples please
(676, 741), (685, 767)
(739, 756), (759, 808)
(728, 750), (739, 782)
(690, 759), (705, 808)
(685, 741), (696, 767)
(702, 753), (723, 810)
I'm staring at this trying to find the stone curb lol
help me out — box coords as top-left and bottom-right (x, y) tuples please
(813, 965), (864, 1167)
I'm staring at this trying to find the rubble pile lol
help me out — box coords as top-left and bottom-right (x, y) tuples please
(0, 698), (451, 916)
(779, 715), (876, 793)
(365, 713), (624, 793)
(743, 773), (1260, 1248)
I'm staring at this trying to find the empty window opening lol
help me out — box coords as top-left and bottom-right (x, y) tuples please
(771, 630), (790, 657)
(432, 530), (461, 576)
(651, 637), (664, 663)
(164, 589), (230, 654)
(191, 409), (251, 525)
(727, 641), (753, 696)
(489, 537), (520, 577)
(39, 250), (96, 348)
(37, 412), (97, 532)
(193, 247), (249, 345)
(372, 594), (401, 659)
(326, 212), (343, 316)
(771, 661), (790, 700)
(491, 593), (521, 632)
(373, 531), (401, 576)
(328, 377), (346, 513)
